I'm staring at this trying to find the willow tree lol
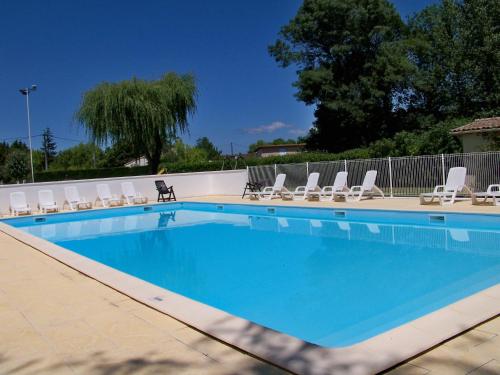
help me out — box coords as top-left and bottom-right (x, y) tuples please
(76, 73), (197, 173)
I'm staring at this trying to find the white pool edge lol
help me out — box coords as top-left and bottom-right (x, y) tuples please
(1, 208), (499, 375)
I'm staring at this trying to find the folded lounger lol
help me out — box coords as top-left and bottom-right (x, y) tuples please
(9, 192), (32, 216)
(471, 184), (500, 206)
(308, 171), (348, 201)
(333, 170), (384, 202)
(64, 186), (92, 210)
(38, 189), (59, 213)
(121, 181), (148, 205)
(96, 184), (123, 207)
(420, 167), (471, 205)
(249, 174), (287, 200)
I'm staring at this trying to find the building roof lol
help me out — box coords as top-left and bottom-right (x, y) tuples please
(254, 143), (306, 152)
(451, 117), (500, 135)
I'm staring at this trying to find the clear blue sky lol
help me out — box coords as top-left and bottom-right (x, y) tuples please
(0, 0), (436, 154)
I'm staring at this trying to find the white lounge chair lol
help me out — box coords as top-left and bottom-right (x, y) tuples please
(121, 182), (147, 205)
(308, 171), (348, 201)
(420, 167), (471, 205)
(249, 174), (287, 200)
(96, 184), (123, 207)
(38, 190), (59, 213)
(9, 192), (32, 216)
(282, 172), (320, 200)
(64, 186), (92, 211)
(472, 184), (500, 206)
(334, 170), (384, 202)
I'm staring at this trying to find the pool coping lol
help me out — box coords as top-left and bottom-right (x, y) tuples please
(0, 202), (499, 375)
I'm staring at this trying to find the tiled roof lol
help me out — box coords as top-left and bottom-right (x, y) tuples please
(451, 117), (500, 135)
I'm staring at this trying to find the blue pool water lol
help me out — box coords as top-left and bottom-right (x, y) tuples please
(4, 202), (500, 347)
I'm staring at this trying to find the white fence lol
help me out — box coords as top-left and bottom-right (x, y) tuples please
(248, 151), (500, 197)
(0, 169), (247, 215)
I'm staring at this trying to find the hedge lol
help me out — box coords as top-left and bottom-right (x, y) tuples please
(32, 148), (373, 182)
(34, 166), (150, 182)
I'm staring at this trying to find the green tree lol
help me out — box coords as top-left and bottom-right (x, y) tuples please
(269, 0), (413, 152)
(195, 137), (221, 160)
(408, 0), (500, 118)
(100, 141), (141, 168)
(6, 150), (29, 183)
(50, 143), (104, 170)
(76, 73), (197, 173)
(41, 127), (57, 170)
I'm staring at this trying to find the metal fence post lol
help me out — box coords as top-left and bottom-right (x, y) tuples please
(274, 164), (277, 179)
(306, 162), (309, 177)
(441, 154), (446, 185)
(388, 157), (394, 198)
(344, 159), (347, 172)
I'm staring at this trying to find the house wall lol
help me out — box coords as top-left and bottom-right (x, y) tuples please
(459, 134), (489, 153)
(0, 169), (248, 216)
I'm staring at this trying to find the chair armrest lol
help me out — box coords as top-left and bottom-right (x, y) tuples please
(350, 185), (362, 192)
(261, 187), (273, 193)
(487, 184), (500, 193)
(294, 186), (306, 193)
(321, 186), (333, 193)
(433, 185), (445, 193)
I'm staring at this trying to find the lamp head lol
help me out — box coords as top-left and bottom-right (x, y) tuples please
(31, 84), (37, 91)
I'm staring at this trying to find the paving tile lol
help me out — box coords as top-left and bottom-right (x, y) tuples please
(468, 359), (500, 375)
(387, 363), (430, 375)
(409, 345), (494, 375)
(444, 329), (497, 352)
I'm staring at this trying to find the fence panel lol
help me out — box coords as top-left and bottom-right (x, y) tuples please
(444, 152), (500, 192)
(276, 163), (308, 190)
(346, 158), (392, 195)
(391, 155), (443, 196)
(308, 161), (346, 186)
(248, 165), (275, 187)
(247, 151), (500, 197)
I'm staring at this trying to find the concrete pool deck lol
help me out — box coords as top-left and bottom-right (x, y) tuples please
(0, 196), (499, 374)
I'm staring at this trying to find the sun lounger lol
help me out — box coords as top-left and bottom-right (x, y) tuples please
(121, 182), (148, 205)
(420, 167), (471, 205)
(333, 170), (384, 202)
(64, 186), (92, 210)
(38, 190), (59, 213)
(308, 171), (348, 201)
(249, 174), (287, 200)
(9, 192), (32, 216)
(471, 184), (500, 206)
(281, 172), (320, 200)
(96, 184), (123, 207)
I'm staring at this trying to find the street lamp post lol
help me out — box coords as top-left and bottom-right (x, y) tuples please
(19, 84), (37, 183)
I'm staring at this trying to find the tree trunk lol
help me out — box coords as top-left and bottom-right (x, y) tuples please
(148, 134), (163, 174)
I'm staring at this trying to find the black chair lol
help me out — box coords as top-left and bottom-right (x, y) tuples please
(242, 181), (263, 198)
(155, 180), (176, 202)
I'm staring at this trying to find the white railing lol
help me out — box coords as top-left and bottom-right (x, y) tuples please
(248, 151), (500, 197)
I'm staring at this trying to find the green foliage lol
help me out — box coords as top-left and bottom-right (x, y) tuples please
(99, 142), (140, 168)
(5, 150), (29, 183)
(407, 0), (500, 117)
(269, 0), (413, 151)
(270, 0), (499, 152)
(76, 72), (197, 173)
(35, 166), (149, 182)
(41, 127), (57, 170)
(49, 143), (104, 170)
(195, 137), (222, 160)
(248, 138), (301, 153)
(368, 118), (464, 157)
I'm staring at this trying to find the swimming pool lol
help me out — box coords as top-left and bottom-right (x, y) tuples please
(3, 202), (500, 348)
